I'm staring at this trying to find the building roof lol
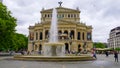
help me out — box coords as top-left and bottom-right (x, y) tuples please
(40, 7), (80, 13)
(111, 26), (120, 32)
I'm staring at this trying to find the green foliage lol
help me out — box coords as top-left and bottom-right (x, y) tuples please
(0, 2), (16, 51)
(12, 33), (28, 51)
(93, 42), (106, 48)
(115, 48), (120, 51)
(0, 3), (28, 51)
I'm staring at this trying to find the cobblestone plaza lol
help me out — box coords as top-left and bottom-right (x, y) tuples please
(0, 54), (119, 68)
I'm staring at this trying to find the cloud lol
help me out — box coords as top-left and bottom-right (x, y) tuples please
(3, 0), (120, 42)
(72, 0), (120, 42)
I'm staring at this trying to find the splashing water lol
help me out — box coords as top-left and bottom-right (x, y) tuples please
(49, 8), (58, 42)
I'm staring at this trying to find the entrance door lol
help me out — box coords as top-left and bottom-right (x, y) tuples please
(65, 43), (69, 53)
(78, 44), (81, 52)
(39, 44), (42, 54)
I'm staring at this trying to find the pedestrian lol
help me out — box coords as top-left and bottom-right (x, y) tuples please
(114, 51), (118, 62)
(92, 51), (97, 59)
(27, 51), (30, 55)
(20, 51), (24, 55)
(105, 51), (109, 57)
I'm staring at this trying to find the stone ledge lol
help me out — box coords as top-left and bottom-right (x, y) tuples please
(14, 55), (96, 61)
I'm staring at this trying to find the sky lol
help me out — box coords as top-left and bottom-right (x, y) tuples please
(2, 0), (120, 42)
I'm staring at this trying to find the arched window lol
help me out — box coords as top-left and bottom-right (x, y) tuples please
(68, 14), (70, 18)
(58, 30), (62, 35)
(77, 32), (81, 40)
(45, 30), (49, 39)
(64, 30), (68, 34)
(82, 32), (84, 40)
(48, 14), (50, 18)
(39, 44), (42, 51)
(45, 14), (47, 17)
(40, 32), (43, 40)
(35, 45), (37, 50)
(36, 32), (38, 40)
(70, 30), (74, 39)
(87, 32), (91, 40)
(30, 32), (34, 40)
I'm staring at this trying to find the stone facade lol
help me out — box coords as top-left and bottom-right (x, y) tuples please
(108, 26), (120, 48)
(28, 6), (93, 53)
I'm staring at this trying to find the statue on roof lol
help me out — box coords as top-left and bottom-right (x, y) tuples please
(58, 1), (63, 7)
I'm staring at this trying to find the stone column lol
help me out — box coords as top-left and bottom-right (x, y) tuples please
(68, 30), (71, 52)
(37, 31), (38, 41)
(84, 32), (87, 41)
(37, 44), (39, 52)
(43, 29), (45, 40)
(34, 31), (36, 41)
(68, 30), (70, 39)
(62, 29), (64, 34)
(74, 29), (77, 40)
(62, 29), (64, 39)
(38, 31), (40, 40)
(81, 31), (83, 41)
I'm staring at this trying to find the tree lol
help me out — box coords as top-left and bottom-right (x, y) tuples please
(115, 48), (120, 51)
(12, 33), (28, 51)
(0, 2), (17, 51)
(93, 42), (106, 48)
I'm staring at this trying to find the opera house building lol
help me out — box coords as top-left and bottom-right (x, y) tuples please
(28, 5), (93, 53)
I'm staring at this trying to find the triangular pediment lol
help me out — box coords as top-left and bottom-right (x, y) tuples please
(41, 7), (80, 13)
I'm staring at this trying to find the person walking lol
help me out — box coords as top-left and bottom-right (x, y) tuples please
(105, 51), (109, 57)
(114, 51), (118, 62)
(92, 51), (97, 59)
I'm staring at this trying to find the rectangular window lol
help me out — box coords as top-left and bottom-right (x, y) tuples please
(87, 32), (91, 40)
(77, 32), (81, 40)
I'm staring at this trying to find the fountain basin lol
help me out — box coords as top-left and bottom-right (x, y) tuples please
(14, 55), (96, 61)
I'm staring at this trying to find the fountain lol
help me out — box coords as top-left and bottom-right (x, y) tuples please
(14, 8), (96, 61)
(43, 8), (65, 56)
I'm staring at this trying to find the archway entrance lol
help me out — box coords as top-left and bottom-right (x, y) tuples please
(65, 43), (69, 53)
(70, 30), (74, 39)
(78, 44), (81, 52)
(39, 44), (42, 54)
(35, 45), (37, 51)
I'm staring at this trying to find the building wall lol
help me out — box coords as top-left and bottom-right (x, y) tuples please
(108, 26), (120, 48)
